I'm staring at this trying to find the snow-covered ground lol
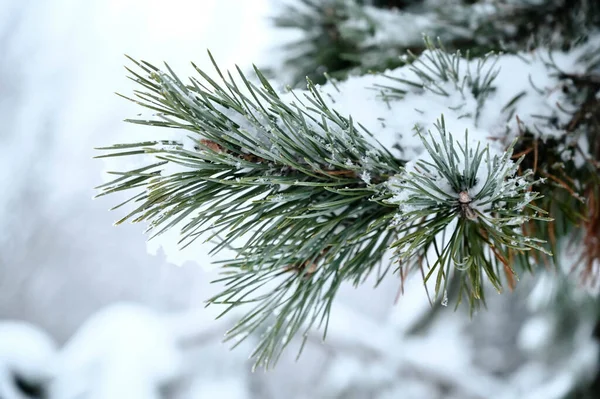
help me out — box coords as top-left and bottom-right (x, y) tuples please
(0, 0), (598, 398)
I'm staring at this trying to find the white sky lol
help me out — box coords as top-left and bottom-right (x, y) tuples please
(0, 0), (276, 335)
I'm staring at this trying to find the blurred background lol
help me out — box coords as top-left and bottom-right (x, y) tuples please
(0, 0), (599, 398)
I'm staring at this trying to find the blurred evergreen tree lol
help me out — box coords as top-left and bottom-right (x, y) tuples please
(269, 0), (600, 87)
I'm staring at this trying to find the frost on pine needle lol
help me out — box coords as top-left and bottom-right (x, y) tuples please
(97, 52), (406, 369)
(95, 35), (599, 367)
(386, 117), (552, 308)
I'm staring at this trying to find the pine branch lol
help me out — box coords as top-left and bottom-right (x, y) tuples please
(386, 118), (551, 310)
(97, 53), (406, 368)
(507, 45), (600, 284)
(94, 40), (580, 367)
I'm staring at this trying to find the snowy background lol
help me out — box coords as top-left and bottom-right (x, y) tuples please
(0, 0), (598, 398)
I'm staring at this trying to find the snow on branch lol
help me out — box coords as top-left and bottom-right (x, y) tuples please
(96, 36), (598, 367)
